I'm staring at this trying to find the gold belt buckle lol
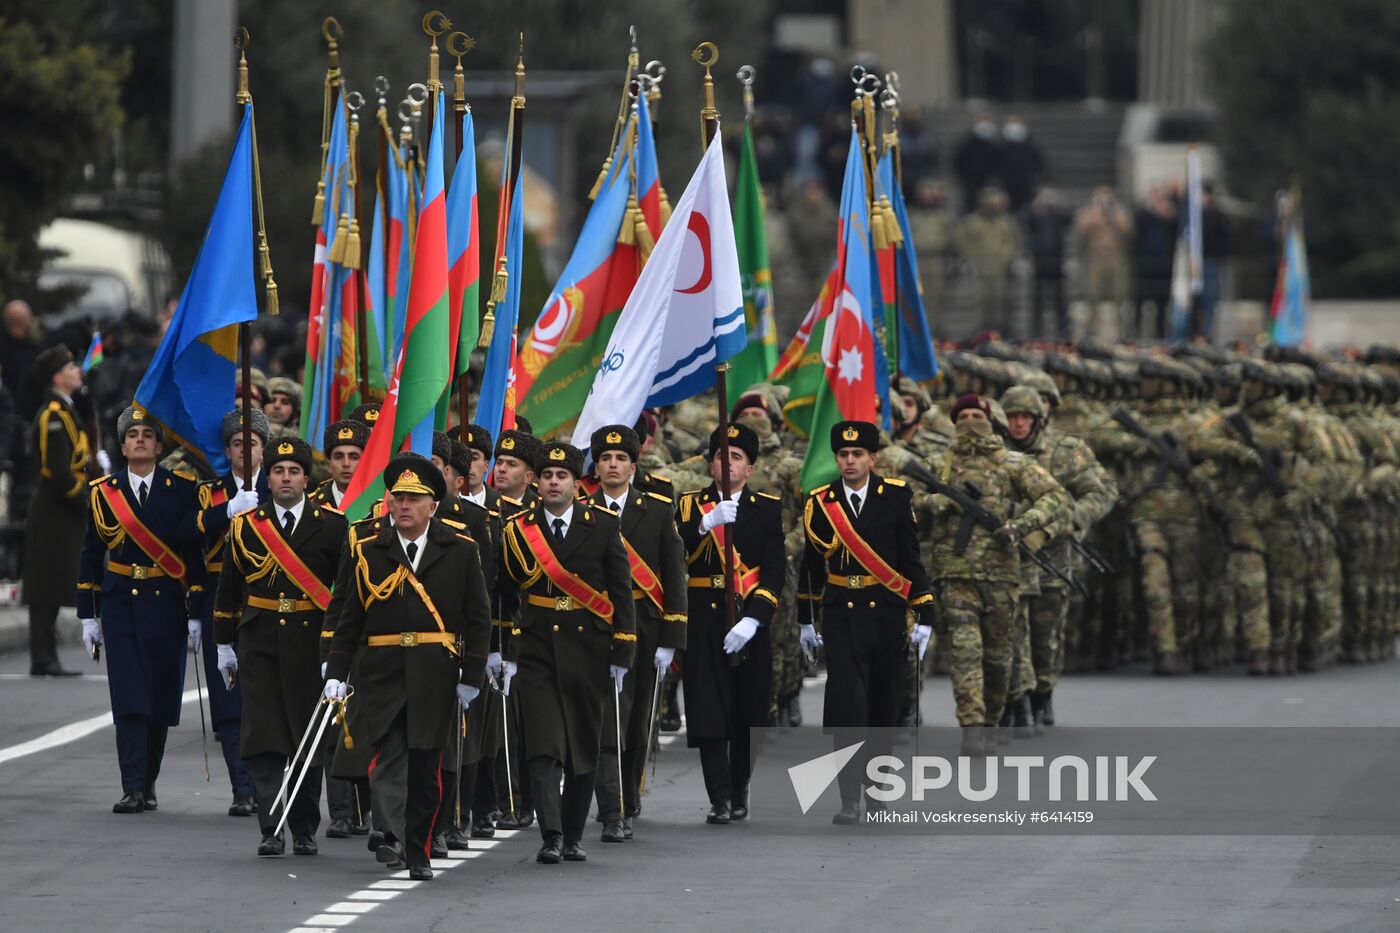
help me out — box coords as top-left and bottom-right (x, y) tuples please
(848, 575), (863, 589)
(131, 565), (148, 580)
(277, 597), (297, 613)
(710, 575), (724, 589)
(555, 596), (573, 611)
(399, 631), (418, 647)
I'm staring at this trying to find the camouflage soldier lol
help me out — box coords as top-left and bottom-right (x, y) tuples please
(264, 377), (301, 438)
(919, 394), (1066, 755)
(1001, 385), (1117, 728)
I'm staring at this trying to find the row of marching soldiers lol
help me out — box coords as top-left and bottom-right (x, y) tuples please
(54, 333), (1400, 853)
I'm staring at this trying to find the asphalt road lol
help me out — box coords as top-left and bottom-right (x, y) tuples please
(1, 644), (1397, 933)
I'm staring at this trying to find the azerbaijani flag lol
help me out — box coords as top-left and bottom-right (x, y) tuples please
(725, 115), (778, 399)
(340, 93), (452, 520)
(438, 109), (480, 428)
(796, 128), (880, 493)
(81, 331), (104, 373)
(514, 93), (663, 437)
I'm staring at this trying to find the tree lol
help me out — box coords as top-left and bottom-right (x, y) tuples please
(1205, 0), (1400, 296)
(0, 9), (128, 306)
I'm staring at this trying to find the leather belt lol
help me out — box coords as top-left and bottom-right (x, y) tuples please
(687, 575), (729, 589)
(631, 588), (646, 600)
(109, 561), (166, 580)
(827, 572), (880, 589)
(248, 595), (316, 613)
(366, 632), (456, 648)
(526, 593), (585, 612)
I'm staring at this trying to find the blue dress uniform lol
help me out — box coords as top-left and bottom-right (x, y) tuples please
(194, 469), (268, 811)
(78, 464), (206, 808)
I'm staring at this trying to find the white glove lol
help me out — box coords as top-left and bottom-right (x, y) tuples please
(217, 645), (238, 689)
(699, 499), (739, 533)
(654, 645), (675, 673)
(502, 660), (517, 696)
(911, 623), (933, 661)
(226, 488), (260, 518)
(456, 683), (480, 710)
(609, 664), (628, 694)
(323, 678), (348, 700)
(723, 616), (760, 654)
(96, 449), (112, 473)
(799, 623), (823, 663)
(187, 619), (203, 652)
(81, 618), (101, 654)
(320, 661), (327, 678)
(487, 651), (504, 677)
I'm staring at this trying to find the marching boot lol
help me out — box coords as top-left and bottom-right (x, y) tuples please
(536, 832), (562, 864)
(1029, 691), (1048, 736)
(659, 677), (682, 732)
(994, 706), (1013, 746)
(257, 831), (285, 857)
(730, 785), (749, 822)
(1041, 691), (1055, 726)
(786, 694), (803, 727)
(1268, 652), (1285, 676)
(430, 833), (448, 859)
(1012, 693), (1034, 739)
(113, 791), (145, 814)
(705, 801), (731, 824)
(959, 726), (987, 758)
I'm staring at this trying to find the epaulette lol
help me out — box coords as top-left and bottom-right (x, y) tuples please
(172, 467), (199, 482)
(884, 477), (907, 487)
(88, 474), (110, 487)
(645, 491), (671, 503)
(810, 484), (830, 497)
(647, 471), (672, 483)
(441, 516), (467, 530)
(755, 491), (780, 501)
(46, 400), (62, 412)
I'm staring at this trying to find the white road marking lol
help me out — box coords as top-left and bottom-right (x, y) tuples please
(323, 902), (377, 914)
(0, 673), (107, 680)
(0, 687), (200, 766)
(346, 891), (398, 902)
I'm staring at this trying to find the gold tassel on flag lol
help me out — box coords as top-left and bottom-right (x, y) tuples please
(658, 188), (672, 227)
(343, 219), (362, 270)
(327, 214), (350, 264)
(617, 194), (639, 246)
(311, 182), (326, 226)
(871, 201), (889, 251)
(633, 203), (655, 260)
(588, 155), (613, 201)
(881, 196), (903, 246)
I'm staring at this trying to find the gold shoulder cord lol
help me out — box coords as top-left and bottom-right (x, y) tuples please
(355, 544), (409, 608)
(235, 517), (278, 584)
(90, 487), (127, 549)
(803, 495), (837, 556)
(503, 521), (543, 588)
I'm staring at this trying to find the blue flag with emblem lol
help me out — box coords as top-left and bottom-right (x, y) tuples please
(135, 104), (258, 474)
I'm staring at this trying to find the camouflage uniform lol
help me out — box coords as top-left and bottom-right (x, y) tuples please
(919, 416), (1066, 751)
(1002, 385), (1118, 724)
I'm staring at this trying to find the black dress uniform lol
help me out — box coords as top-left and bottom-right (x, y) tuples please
(324, 458), (492, 875)
(586, 426), (687, 838)
(214, 437), (347, 855)
(675, 426), (785, 821)
(25, 370), (90, 675)
(77, 412), (205, 811)
(194, 467), (268, 811)
(498, 442), (636, 861)
(798, 422), (935, 814)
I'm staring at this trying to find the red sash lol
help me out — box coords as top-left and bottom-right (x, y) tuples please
(518, 519), (614, 623)
(97, 482), (188, 585)
(695, 500), (761, 596)
(820, 496), (911, 599)
(621, 537), (665, 612)
(244, 512), (333, 610)
(207, 486), (229, 507)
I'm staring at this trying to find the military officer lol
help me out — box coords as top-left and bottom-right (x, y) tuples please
(310, 419), (368, 510)
(586, 425), (687, 843)
(212, 436), (347, 857)
(190, 410), (266, 816)
(675, 423), (785, 824)
(25, 345), (90, 677)
(323, 457), (492, 881)
(799, 420), (936, 823)
(498, 442), (637, 864)
(493, 429), (540, 514)
(77, 406), (207, 813)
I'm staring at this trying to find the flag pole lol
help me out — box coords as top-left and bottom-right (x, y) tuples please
(693, 41), (740, 655)
(347, 91), (370, 401)
(448, 30), (475, 430)
(235, 26), (277, 489)
(479, 37), (526, 358)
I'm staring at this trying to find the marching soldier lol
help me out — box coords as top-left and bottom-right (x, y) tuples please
(322, 457), (492, 881)
(212, 436), (347, 857)
(586, 425), (687, 843)
(493, 428), (540, 514)
(675, 423), (785, 824)
(77, 406), (206, 813)
(498, 442), (636, 864)
(190, 410), (266, 817)
(25, 345), (90, 677)
(310, 419), (368, 510)
(799, 420), (936, 824)
(920, 395), (1067, 756)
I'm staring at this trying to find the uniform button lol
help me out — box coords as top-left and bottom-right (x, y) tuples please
(869, 601), (877, 608)
(552, 624), (560, 632)
(577, 625), (584, 633)
(154, 590), (161, 597)
(847, 601), (854, 609)
(303, 620), (309, 628)
(130, 588), (138, 596)
(710, 602), (717, 610)
(279, 592), (285, 599)
(279, 619), (286, 626)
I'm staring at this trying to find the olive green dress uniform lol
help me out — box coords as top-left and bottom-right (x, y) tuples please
(24, 384), (91, 671)
(214, 484), (347, 843)
(588, 483), (688, 826)
(323, 502), (492, 870)
(498, 475), (638, 851)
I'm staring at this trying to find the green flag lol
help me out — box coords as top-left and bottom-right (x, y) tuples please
(726, 121), (778, 399)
